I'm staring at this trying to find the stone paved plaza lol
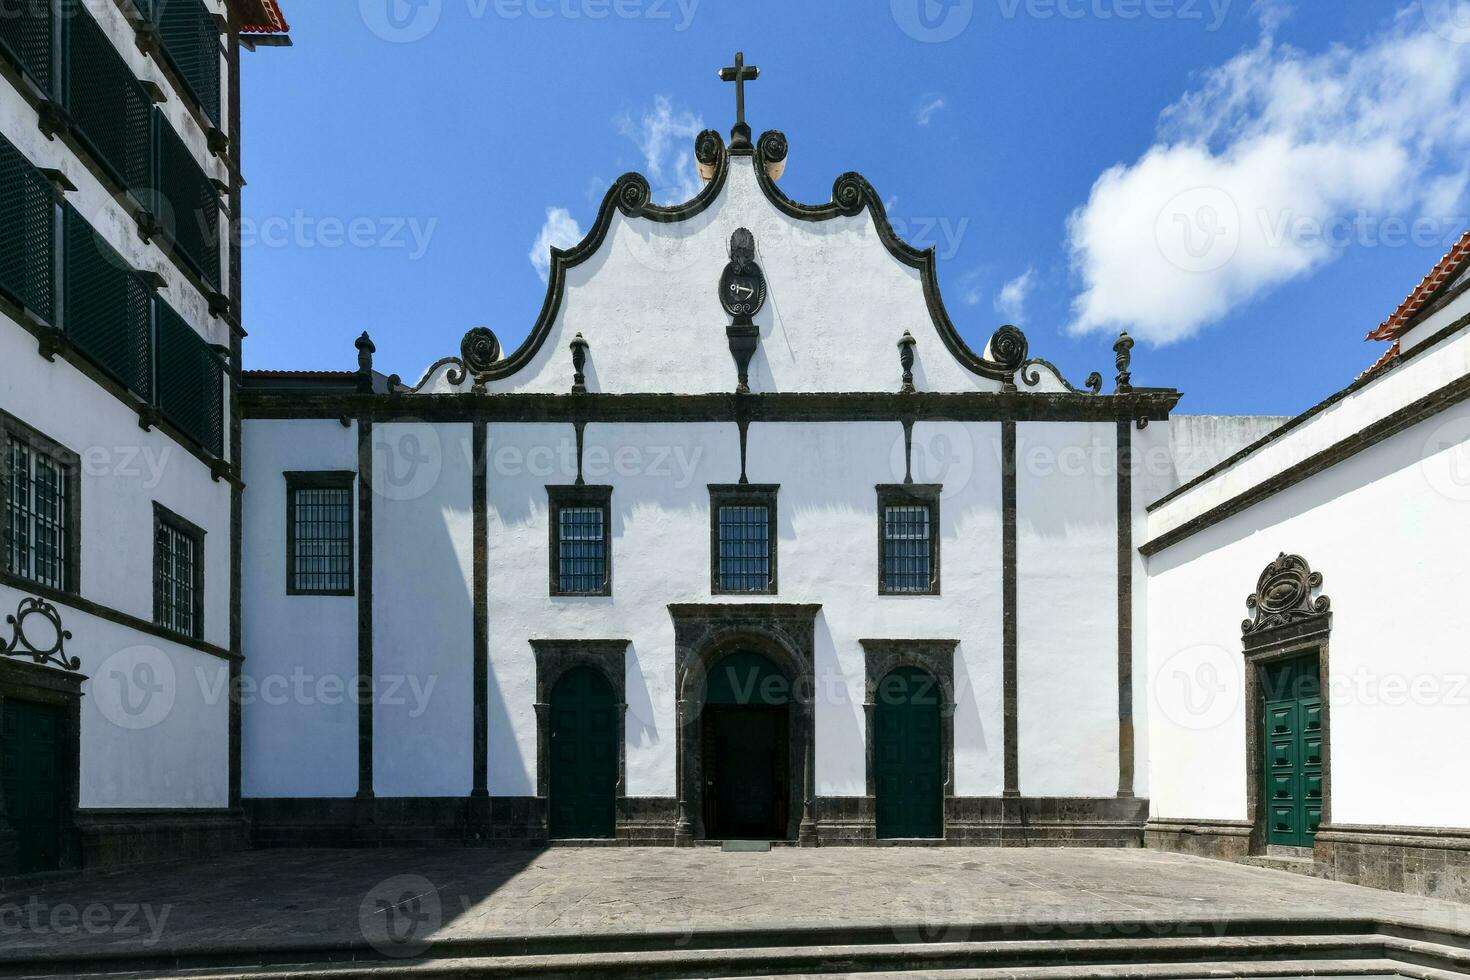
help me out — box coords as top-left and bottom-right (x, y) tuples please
(0, 847), (1467, 966)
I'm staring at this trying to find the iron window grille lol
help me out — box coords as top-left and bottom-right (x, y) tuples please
(0, 0), (54, 92)
(0, 131), (58, 326)
(709, 485), (778, 595)
(151, 106), (221, 289)
(153, 502), (203, 639)
(62, 0), (154, 193)
(150, 0), (222, 126)
(877, 485), (941, 595)
(285, 472), (355, 596)
(547, 486), (612, 597)
(0, 411), (80, 594)
(155, 296), (224, 455)
(62, 202), (153, 400)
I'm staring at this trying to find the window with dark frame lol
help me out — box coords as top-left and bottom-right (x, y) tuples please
(0, 414), (79, 594)
(710, 485), (778, 595)
(286, 472), (355, 596)
(153, 504), (204, 639)
(878, 485), (941, 595)
(548, 485), (612, 597)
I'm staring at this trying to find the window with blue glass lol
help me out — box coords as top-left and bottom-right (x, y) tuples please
(878, 485), (941, 595)
(710, 485), (778, 594)
(548, 485), (612, 596)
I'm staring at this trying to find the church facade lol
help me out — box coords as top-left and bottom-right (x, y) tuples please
(1, 32), (1467, 901)
(238, 116), (1180, 849)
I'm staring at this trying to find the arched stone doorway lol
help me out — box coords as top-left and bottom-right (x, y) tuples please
(668, 603), (820, 846)
(701, 650), (790, 840)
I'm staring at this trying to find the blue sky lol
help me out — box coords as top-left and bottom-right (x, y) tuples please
(240, 0), (1470, 414)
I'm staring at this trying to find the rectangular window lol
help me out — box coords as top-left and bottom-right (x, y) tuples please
(878, 485), (941, 595)
(547, 485), (612, 596)
(710, 485), (778, 595)
(153, 503), (203, 639)
(286, 472), (354, 596)
(1, 413), (79, 593)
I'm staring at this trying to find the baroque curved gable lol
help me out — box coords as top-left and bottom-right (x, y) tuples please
(409, 130), (1104, 397)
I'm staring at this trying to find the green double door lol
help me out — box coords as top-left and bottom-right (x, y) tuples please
(875, 666), (944, 839)
(1261, 656), (1323, 848)
(1, 699), (68, 873)
(548, 667), (618, 840)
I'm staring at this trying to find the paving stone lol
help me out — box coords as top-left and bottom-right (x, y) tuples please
(0, 847), (1467, 965)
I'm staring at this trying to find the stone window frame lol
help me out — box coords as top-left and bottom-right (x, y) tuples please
(284, 471), (356, 597)
(152, 502), (205, 641)
(875, 484), (942, 596)
(546, 485), (613, 597)
(0, 409), (81, 596)
(860, 638), (958, 828)
(0, 657), (85, 875)
(668, 602), (820, 846)
(1241, 556), (1333, 857)
(708, 484), (779, 596)
(529, 639), (629, 813)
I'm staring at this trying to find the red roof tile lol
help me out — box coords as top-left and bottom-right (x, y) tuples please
(239, 0), (289, 34)
(1367, 229), (1470, 342)
(1356, 340), (1400, 381)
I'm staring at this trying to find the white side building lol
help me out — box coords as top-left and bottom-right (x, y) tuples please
(0, 0), (289, 874)
(1144, 232), (1470, 900)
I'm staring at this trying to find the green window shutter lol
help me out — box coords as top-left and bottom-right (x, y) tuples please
(0, 0), (54, 92)
(155, 0), (220, 125)
(62, 0), (153, 192)
(0, 134), (57, 324)
(155, 298), (223, 457)
(62, 204), (153, 400)
(154, 109), (221, 289)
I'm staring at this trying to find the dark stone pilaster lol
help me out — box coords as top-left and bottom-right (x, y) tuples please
(1001, 420), (1019, 797)
(355, 419), (374, 803)
(1115, 419), (1134, 797)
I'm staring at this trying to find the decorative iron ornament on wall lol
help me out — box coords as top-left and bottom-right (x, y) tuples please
(1243, 553), (1331, 636)
(0, 597), (80, 672)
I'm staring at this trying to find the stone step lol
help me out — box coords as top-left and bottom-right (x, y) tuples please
(52, 932), (1470, 980)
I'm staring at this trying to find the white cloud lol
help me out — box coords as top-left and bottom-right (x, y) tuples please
(915, 93), (947, 127)
(529, 207), (584, 283)
(958, 269), (985, 307)
(617, 96), (706, 204)
(995, 268), (1036, 323)
(1067, 8), (1470, 344)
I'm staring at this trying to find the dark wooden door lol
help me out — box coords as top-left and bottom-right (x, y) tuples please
(549, 667), (618, 840)
(1, 699), (67, 873)
(1261, 655), (1323, 847)
(703, 705), (787, 840)
(875, 666), (944, 839)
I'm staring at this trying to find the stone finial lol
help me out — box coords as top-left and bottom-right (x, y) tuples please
(898, 331), (917, 393)
(570, 333), (590, 393)
(354, 331), (376, 392)
(1114, 331), (1135, 392)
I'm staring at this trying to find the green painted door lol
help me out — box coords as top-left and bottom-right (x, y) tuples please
(875, 666), (944, 839)
(549, 667), (617, 840)
(1261, 655), (1323, 847)
(1, 699), (67, 873)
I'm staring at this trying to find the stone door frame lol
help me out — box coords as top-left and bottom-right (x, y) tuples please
(669, 603), (820, 846)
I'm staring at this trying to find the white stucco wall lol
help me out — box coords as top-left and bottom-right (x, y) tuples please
(1146, 379), (1470, 828)
(1014, 422), (1119, 797)
(240, 420), (360, 798)
(0, 321), (230, 648)
(411, 158), (1017, 398)
(481, 419), (1008, 800)
(372, 422), (476, 797)
(0, 580), (231, 808)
